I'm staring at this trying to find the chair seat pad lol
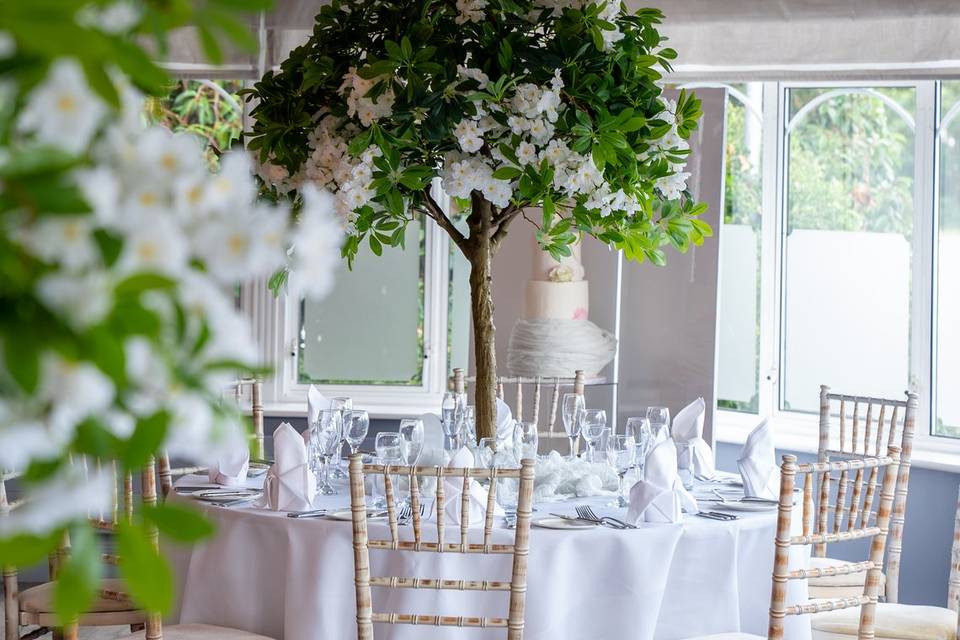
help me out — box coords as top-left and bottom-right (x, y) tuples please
(808, 556), (881, 587)
(20, 578), (136, 613)
(116, 624), (275, 640)
(811, 603), (956, 640)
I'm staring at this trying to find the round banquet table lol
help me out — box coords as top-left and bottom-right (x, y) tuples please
(166, 473), (810, 640)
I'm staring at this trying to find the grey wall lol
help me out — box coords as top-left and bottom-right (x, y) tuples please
(717, 441), (958, 607)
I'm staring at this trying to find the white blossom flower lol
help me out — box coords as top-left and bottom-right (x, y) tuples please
(0, 464), (114, 537)
(77, 1), (141, 34)
(36, 271), (113, 330)
(136, 127), (205, 182)
(656, 171), (691, 200)
(20, 217), (100, 271)
(455, 0), (488, 23)
(0, 402), (57, 470)
(76, 166), (120, 225)
(39, 353), (115, 445)
(17, 59), (106, 155)
(200, 151), (258, 216)
(118, 216), (189, 276)
(456, 65), (489, 89)
(339, 69), (395, 126)
(289, 185), (343, 300)
(517, 142), (537, 165)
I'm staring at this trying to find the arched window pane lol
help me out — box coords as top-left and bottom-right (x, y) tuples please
(782, 87), (916, 414)
(717, 83), (763, 413)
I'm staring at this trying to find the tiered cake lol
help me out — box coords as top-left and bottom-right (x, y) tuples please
(507, 238), (616, 378)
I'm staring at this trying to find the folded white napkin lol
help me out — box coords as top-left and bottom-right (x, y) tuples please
(307, 385), (329, 424)
(262, 422), (316, 511)
(496, 398), (513, 441)
(671, 397), (715, 479)
(738, 418), (779, 500)
(430, 447), (503, 527)
(419, 412), (444, 450)
(208, 445), (250, 486)
(626, 439), (698, 524)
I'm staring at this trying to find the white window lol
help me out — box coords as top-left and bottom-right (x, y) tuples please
(701, 80), (960, 469)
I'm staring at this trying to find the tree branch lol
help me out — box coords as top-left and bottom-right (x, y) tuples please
(422, 187), (467, 250)
(490, 207), (523, 251)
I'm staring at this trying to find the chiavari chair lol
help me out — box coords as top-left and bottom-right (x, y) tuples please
(809, 386), (918, 603)
(79, 458), (274, 640)
(452, 367), (585, 452)
(809, 484), (960, 639)
(348, 454), (536, 639)
(685, 446), (901, 640)
(157, 378), (265, 498)
(3, 463), (145, 640)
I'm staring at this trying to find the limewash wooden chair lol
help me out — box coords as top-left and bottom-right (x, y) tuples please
(452, 367), (585, 452)
(3, 465), (146, 640)
(808, 387), (918, 602)
(684, 446), (901, 640)
(348, 454), (536, 639)
(809, 484), (960, 640)
(157, 378), (265, 498)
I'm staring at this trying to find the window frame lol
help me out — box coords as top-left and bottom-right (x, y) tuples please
(699, 79), (960, 472)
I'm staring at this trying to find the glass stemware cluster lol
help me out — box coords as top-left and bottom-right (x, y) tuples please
(441, 391), (470, 450)
(307, 396), (370, 496)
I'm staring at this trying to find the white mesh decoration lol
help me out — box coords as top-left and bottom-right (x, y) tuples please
(506, 318), (617, 378)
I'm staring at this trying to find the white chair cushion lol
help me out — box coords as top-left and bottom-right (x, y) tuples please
(115, 623), (275, 640)
(810, 603), (956, 640)
(807, 556), (886, 600)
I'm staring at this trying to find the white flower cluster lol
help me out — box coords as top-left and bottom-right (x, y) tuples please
(338, 68), (395, 127)
(455, 0), (488, 24)
(442, 69), (644, 217)
(648, 99), (692, 201)
(1, 59), (342, 535)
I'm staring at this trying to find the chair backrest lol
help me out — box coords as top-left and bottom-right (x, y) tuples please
(945, 487), (960, 626)
(817, 386), (918, 602)
(768, 447), (900, 639)
(452, 368), (584, 448)
(348, 454), (535, 639)
(157, 377), (264, 497)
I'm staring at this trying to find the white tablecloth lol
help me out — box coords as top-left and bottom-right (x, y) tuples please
(168, 474), (810, 640)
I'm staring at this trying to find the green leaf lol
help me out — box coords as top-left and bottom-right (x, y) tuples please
(196, 24), (223, 65)
(121, 411), (169, 471)
(5, 336), (39, 393)
(115, 274), (177, 298)
(54, 526), (102, 625)
(117, 523), (173, 613)
(81, 59), (120, 108)
(143, 503), (216, 543)
(492, 167), (522, 181)
(0, 531), (61, 567)
(368, 234), (383, 256)
(85, 327), (126, 386)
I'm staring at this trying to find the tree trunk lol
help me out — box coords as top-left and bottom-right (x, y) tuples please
(467, 196), (498, 442)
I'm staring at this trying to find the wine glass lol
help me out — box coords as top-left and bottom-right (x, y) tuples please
(441, 392), (459, 440)
(676, 440), (695, 490)
(345, 410), (369, 457)
(626, 417), (653, 478)
(399, 419), (424, 467)
(330, 396), (353, 478)
(315, 409), (342, 495)
(513, 421), (538, 460)
(561, 393), (585, 460)
(372, 432), (402, 509)
(645, 406), (671, 443)
(581, 409), (607, 463)
(461, 405), (477, 448)
(608, 434), (636, 507)
(475, 437), (497, 470)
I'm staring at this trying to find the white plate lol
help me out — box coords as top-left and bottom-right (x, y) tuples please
(247, 463), (270, 477)
(710, 500), (779, 513)
(191, 489), (261, 503)
(531, 515), (597, 530)
(326, 508), (388, 521)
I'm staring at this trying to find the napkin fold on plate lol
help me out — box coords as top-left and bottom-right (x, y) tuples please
(671, 397), (716, 479)
(738, 418), (780, 500)
(626, 438), (698, 524)
(429, 447), (503, 526)
(208, 445), (250, 486)
(261, 422), (316, 511)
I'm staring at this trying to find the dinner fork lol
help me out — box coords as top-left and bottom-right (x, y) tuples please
(575, 505), (636, 529)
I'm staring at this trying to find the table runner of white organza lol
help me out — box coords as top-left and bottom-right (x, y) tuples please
(166, 473), (810, 640)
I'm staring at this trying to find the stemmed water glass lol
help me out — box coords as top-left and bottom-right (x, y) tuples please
(441, 392), (460, 449)
(561, 393), (585, 460)
(646, 406), (671, 443)
(581, 409), (607, 463)
(372, 432), (402, 508)
(399, 419), (424, 467)
(626, 417), (653, 478)
(461, 405), (477, 449)
(608, 434), (636, 507)
(513, 421), (538, 461)
(345, 410), (369, 458)
(330, 396), (352, 478)
(314, 409), (342, 495)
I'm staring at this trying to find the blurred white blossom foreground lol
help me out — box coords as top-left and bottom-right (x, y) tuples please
(0, 56), (342, 538)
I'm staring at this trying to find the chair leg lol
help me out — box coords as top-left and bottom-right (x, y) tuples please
(131, 624), (145, 632)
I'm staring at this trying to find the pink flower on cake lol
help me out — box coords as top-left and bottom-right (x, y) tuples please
(573, 307), (587, 320)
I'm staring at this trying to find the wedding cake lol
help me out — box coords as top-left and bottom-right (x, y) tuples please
(507, 238), (617, 378)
